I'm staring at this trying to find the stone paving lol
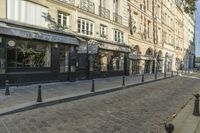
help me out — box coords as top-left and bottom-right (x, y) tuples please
(0, 72), (198, 133)
(0, 73), (169, 111)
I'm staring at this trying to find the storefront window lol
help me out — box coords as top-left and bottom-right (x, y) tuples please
(0, 37), (5, 74)
(59, 45), (69, 72)
(7, 39), (51, 68)
(99, 51), (108, 72)
(111, 53), (124, 71)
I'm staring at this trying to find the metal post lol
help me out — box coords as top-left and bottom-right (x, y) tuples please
(177, 70), (178, 75)
(193, 94), (200, 116)
(171, 71), (173, 77)
(155, 68), (157, 80)
(164, 71), (166, 78)
(37, 85), (42, 102)
(91, 79), (95, 92)
(5, 80), (10, 96)
(164, 123), (175, 133)
(122, 76), (125, 86)
(141, 73), (144, 83)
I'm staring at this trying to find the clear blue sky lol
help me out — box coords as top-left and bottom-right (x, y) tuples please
(195, 1), (200, 56)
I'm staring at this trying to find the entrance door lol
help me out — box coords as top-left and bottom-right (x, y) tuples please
(77, 54), (88, 80)
(145, 60), (151, 73)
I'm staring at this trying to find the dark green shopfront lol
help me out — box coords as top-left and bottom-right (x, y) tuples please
(0, 21), (131, 88)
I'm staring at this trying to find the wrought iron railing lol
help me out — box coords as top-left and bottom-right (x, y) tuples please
(80, 0), (95, 14)
(99, 6), (110, 19)
(113, 13), (122, 24)
(58, 0), (75, 6)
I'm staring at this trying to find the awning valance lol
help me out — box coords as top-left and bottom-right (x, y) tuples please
(77, 39), (131, 54)
(0, 25), (79, 45)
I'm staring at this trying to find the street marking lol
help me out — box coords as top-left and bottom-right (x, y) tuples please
(181, 75), (200, 80)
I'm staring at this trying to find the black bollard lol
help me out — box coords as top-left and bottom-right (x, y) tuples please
(165, 123), (175, 133)
(5, 80), (10, 96)
(193, 94), (200, 116)
(122, 76), (125, 86)
(37, 85), (42, 102)
(155, 72), (157, 80)
(91, 79), (95, 92)
(141, 73), (144, 83)
(171, 71), (173, 77)
(164, 71), (167, 78)
(177, 70), (178, 75)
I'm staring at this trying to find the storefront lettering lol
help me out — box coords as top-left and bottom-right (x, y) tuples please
(0, 27), (78, 45)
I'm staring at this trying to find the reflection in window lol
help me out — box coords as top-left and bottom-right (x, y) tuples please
(99, 51), (108, 72)
(99, 51), (124, 72)
(7, 39), (51, 68)
(59, 45), (69, 72)
(111, 52), (124, 71)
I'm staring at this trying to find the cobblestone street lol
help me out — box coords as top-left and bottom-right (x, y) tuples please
(0, 73), (200, 133)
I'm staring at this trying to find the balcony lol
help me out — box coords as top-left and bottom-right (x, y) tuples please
(58, 0), (75, 6)
(113, 13), (122, 24)
(99, 6), (110, 19)
(80, 0), (95, 14)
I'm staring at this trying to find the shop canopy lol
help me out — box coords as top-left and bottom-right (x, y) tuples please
(0, 22), (79, 45)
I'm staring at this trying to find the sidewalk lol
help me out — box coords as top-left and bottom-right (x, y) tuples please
(164, 96), (200, 133)
(0, 73), (173, 116)
(161, 73), (200, 133)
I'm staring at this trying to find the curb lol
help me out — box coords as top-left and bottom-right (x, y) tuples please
(0, 76), (176, 117)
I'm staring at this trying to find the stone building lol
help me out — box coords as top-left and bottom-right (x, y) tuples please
(0, 0), (196, 87)
(128, 0), (195, 74)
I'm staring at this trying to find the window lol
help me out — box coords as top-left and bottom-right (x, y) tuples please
(113, 0), (119, 13)
(7, 39), (51, 68)
(0, 37), (5, 74)
(7, 0), (48, 27)
(58, 11), (69, 30)
(100, 25), (107, 40)
(110, 52), (124, 71)
(113, 30), (124, 43)
(99, 51), (108, 72)
(100, 0), (106, 7)
(147, 20), (151, 38)
(59, 45), (69, 72)
(78, 18), (94, 36)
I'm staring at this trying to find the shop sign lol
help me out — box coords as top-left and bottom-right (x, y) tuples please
(8, 40), (16, 47)
(0, 27), (79, 45)
(99, 43), (130, 53)
(77, 42), (87, 53)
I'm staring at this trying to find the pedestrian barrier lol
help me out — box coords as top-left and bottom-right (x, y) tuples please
(155, 72), (157, 80)
(91, 79), (95, 92)
(5, 80), (10, 96)
(164, 71), (167, 78)
(37, 85), (42, 103)
(141, 73), (144, 83)
(193, 94), (200, 116)
(164, 123), (174, 133)
(122, 76), (125, 86)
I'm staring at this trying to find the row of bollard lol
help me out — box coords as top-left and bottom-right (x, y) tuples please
(4, 80), (43, 103)
(3, 71), (180, 103)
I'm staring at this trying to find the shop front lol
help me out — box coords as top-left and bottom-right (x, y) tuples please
(77, 40), (131, 79)
(129, 52), (140, 75)
(0, 22), (79, 87)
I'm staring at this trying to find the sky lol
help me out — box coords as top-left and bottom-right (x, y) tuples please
(195, 0), (200, 56)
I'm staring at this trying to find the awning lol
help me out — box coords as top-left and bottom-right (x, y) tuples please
(0, 23), (79, 45)
(77, 39), (131, 54)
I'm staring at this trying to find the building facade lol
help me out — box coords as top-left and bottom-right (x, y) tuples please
(0, 0), (196, 87)
(128, 0), (195, 74)
(0, 0), (132, 87)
